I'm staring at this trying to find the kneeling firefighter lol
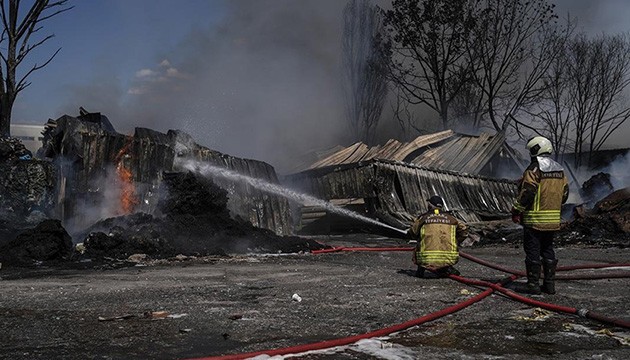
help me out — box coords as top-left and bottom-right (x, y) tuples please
(512, 136), (569, 295)
(408, 195), (468, 277)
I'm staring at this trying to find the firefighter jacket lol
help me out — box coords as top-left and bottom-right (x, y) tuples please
(409, 209), (468, 270)
(513, 156), (569, 231)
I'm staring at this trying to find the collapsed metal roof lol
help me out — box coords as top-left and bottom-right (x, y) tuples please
(301, 130), (524, 176)
(283, 159), (517, 228)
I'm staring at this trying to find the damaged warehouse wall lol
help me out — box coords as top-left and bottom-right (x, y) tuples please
(0, 137), (56, 222)
(284, 159), (518, 231)
(41, 111), (293, 235)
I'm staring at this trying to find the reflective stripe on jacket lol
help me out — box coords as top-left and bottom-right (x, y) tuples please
(409, 209), (467, 270)
(513, 156), (569, 231)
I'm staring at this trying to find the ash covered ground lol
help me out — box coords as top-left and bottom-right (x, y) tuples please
(0, 238), (628, 360)
(1, 140), (629, 359)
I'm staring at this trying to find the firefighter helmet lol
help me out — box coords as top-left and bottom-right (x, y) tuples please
(526, 136), (553, 156)
(427, 195), (444, 208)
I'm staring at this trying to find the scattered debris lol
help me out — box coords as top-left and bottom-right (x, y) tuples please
(292, 293), (302, 302)
(512, 308), (554, 322)
(564, 323), (630, 346)
(144, 311), (169, 319)
(99, 311), (188, 321)
(580, 172), (614, 205)
(557, 187), (630, 247)
(98, 314), (135, 322)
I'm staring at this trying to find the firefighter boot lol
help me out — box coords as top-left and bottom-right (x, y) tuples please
(541, 258), (558, 294)
(415, 266), (425, 278)
(525, 260), (542, 295)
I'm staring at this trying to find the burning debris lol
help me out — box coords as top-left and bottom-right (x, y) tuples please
(41, 110), (293, 236)
(76, 171), (325, 261)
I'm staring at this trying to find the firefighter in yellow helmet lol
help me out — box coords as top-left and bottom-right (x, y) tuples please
(512, 136), (569, 295)
(408, 195), (468, 278)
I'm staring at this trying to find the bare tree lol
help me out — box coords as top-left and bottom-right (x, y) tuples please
(0, 0), (72, 138)
(342, 0), (388, 145)
(522, 33), (630, 168)
(525, 38), (574, 161)
(567, 34), (630, 167)
(467, 0), (565, 134)
(381, 0), (476, 131)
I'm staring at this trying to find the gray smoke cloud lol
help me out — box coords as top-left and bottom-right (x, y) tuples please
(58, 0), (628, 176)
(60, 0), (363, 174)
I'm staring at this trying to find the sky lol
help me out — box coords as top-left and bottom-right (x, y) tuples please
(10, 0), (630, 172)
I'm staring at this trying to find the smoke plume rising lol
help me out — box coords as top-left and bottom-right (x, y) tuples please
(61, 0), (361, 174)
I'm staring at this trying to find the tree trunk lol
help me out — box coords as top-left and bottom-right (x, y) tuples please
(0, 94), (12, 138)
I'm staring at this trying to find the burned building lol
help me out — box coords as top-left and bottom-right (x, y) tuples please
(0, 137), (56, 221)
(41, 110), (293, 235)
(284, 130), (522, 232)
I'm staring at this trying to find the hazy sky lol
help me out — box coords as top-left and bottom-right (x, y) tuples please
(11, 0), (630, 172)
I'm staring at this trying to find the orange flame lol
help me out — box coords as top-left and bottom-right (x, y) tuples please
(115, 138), (139, 215)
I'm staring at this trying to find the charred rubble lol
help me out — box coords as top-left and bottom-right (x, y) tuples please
(0, 110), (327, 267)
(1, 108), (628, 267)
(465, 185), (630, 248)
(556, 187), (630, 247)
(78, 172), (325, 261)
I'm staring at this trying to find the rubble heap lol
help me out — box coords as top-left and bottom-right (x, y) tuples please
(556, 187), (630, 247)
(80, 172), (326, 260)
(580, 172), (614, 205)
(0, 137), (56, 219)
(0, 220), (72, 266)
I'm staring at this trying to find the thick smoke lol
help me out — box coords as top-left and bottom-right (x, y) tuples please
(57, 0), (628, 174)
(596, 151), (630, 190)
(61, 1), (362, 174)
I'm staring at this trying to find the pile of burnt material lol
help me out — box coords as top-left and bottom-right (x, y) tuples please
(0, 220), (73, 266)
(0, 137), (56, 219)
(0, 137), (57, 247)
(78, 172), (326, 260)
(579, 172), (614, 206)
(556, 187), (630, 247)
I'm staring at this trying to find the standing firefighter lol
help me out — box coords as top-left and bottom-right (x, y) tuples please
(512, 136), (569, 295)
(408, 195), (468, 278)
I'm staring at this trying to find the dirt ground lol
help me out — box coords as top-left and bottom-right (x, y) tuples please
(1, 235), (629, 360)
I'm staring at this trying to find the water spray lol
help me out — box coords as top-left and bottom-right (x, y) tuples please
(176, 159), (408, 236)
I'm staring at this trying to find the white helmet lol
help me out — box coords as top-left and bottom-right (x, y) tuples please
(526, 136), (553, 156)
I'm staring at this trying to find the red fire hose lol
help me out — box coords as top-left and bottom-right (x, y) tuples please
(447, 274), (630, 328)
(459, 251), (630, 280)
(187, 246), (630, 359)
(187, 275), (517, 360)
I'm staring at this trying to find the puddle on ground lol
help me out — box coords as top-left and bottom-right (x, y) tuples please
(389, 317), (623, 356)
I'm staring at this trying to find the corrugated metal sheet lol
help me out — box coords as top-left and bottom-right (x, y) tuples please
(283, 159), (517, 228)
(49, 115), (293, 235)
(301, 130), (518, 176)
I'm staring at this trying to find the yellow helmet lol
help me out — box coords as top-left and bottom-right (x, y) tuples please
(526, 136), (553, 156)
